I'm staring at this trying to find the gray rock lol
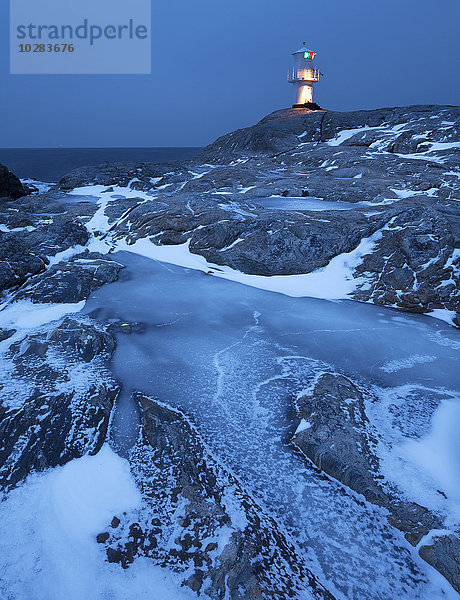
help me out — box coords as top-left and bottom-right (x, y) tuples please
(0, 163), (27, 200)
(198, 105), (459, 162)
(291, 373), (460, 590)
(23, 218), (90, 258)
(0, 317), (119, 489)
(353, 203), (460, 314)
(294, 373), (385, 504)
(14, 252), (124, 304)
(116, 193), (382, 276)
(0, 328), (16, 342)
(106, 320), (146, 335)
(0, 209), (91, 298)
(419, 532), (460, 593)
(58, 161), (193, 192)
(199, 109), (326, 162)
(47, 316), (116, 361)
(0, 235), (47, 294)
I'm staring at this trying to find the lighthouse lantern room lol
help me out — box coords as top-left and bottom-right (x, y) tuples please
(288, 42), (321, 108)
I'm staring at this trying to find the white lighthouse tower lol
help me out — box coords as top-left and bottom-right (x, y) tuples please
(288, 42), (321, 108)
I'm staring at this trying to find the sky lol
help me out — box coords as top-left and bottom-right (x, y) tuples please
(0, 0), (459, 148)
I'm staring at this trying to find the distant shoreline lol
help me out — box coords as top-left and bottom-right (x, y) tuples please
(0, 147), (202, 182)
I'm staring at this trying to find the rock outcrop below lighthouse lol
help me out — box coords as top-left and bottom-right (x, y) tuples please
(56, 103), (460, 324)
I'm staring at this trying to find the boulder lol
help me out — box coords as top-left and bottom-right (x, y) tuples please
(0, 317), (119, 489)
(15, 252), (124, 304)
(0, 163), (26, 200)
(419, 533), (460, 593)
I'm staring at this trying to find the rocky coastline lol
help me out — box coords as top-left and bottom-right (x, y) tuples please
(0, 104), (459, 598)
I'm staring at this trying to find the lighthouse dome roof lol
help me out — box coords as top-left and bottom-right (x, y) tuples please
(293, 45), (315, 55)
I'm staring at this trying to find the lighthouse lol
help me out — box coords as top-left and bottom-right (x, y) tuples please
(288, 42), (321, 108)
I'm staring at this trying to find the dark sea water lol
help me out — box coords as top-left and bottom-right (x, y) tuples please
(0, 147), (202, 183)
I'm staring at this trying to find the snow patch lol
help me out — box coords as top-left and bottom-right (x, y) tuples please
(367, 385), (460, 527)
(114, 225), (386, 301)
(425, 141), (460, 152)
(0, 224), (36, 233)
(380, 355), (437, 373)
(21, 178), (55, 194)
(295, 419), (312, 434)
(327, 126), (375, 146)
(0, 445), (194, 600)
(218, 237), (245, 252)
(47, 244), (88, 266)
(69, 184), (153, 203)
(427, 309), (457, 327)
(0, 300), (85, 331)
(397, 397), (460, 526)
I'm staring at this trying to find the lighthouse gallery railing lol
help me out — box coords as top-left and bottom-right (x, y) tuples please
(287, 68), (320, 82)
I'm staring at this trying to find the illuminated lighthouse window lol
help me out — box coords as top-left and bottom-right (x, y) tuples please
(304, 51), (316, 60)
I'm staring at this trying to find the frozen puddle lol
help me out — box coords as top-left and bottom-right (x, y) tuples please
(62, 193), (101, 204)
(250, 195), (395, 211)
(84, 252), (459, 600)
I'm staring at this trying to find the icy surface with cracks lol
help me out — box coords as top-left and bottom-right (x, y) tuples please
(83, 251), (459, 600)
(250, 196), (397, 211)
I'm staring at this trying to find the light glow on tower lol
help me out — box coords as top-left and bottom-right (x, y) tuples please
(288, 42), (322, 108)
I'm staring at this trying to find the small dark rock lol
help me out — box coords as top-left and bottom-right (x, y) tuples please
(205, 542), (218, 552)
(184, 570), (205, 593)
(107, 321), (146, 335)
(106, 547), (123, 564)
(0, 328), (16, 342)
(111, 516), (121, 528)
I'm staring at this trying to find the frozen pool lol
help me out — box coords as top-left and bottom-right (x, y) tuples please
(250, 196), (396, 211)
(83, 252), (459, 600)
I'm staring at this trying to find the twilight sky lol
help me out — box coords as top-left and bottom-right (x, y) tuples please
(1, 0), (459, 148)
